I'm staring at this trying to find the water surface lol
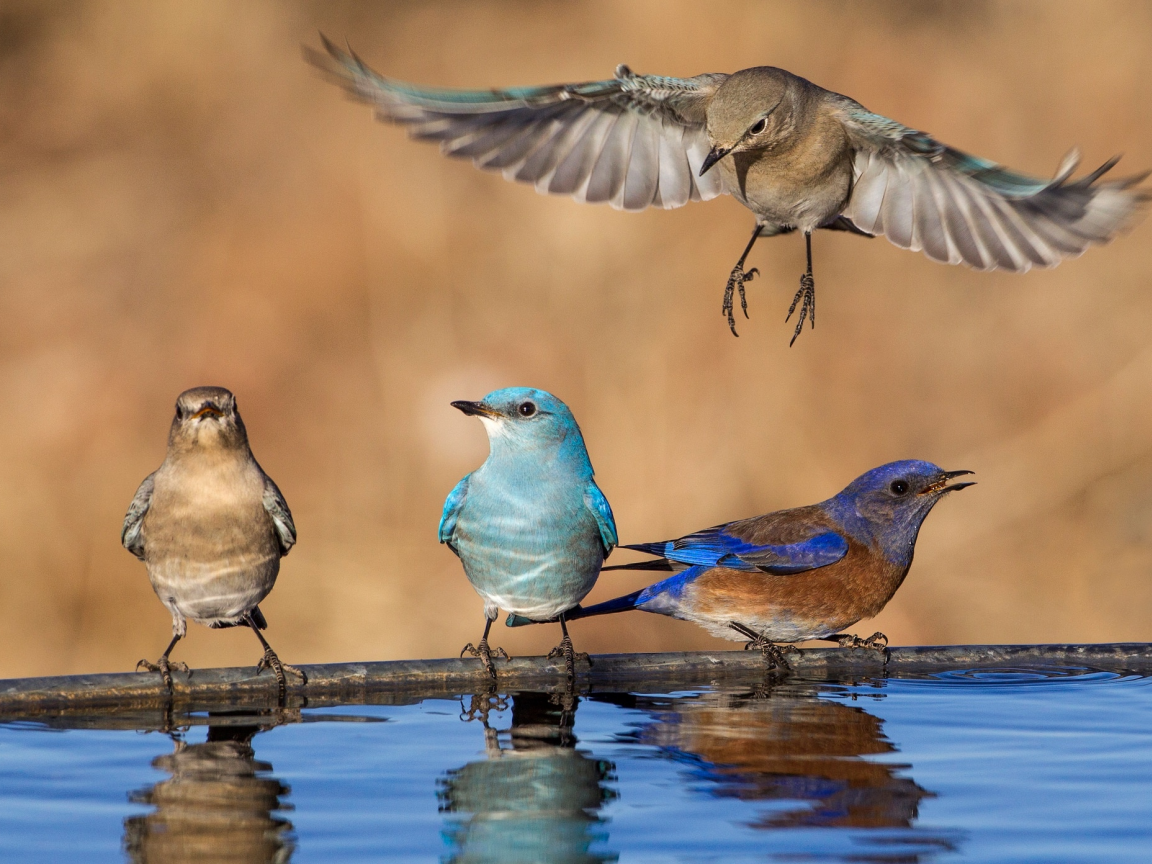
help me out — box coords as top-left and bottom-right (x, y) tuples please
(2, 668), (1150, 862)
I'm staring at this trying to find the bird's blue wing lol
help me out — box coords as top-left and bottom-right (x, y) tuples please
(723, 531), (848, 575)
(438, 474), (470, 550)
(624, 526), (847, 575)
(830, 95), (1148, 272)
(307, 36), (727, 210)
(583, 482), (618, 555)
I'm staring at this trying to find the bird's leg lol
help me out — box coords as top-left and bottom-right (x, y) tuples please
(247, 613), (307, 700)
(722, 224), (763, 336)
(730, 621), (797, 673)
(460, 615), (509, 680)
(547, 613), (590, 680)
(785, 231), (816, 346)
(823, 631), (890, 663)
(136, 634), (190, 691)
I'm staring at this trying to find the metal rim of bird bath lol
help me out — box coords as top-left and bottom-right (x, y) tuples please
(1, 643), (1150, 725)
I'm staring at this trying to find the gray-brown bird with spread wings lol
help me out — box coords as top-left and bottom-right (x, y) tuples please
(308, 37), (1148, 342)
(122, 387), (304, 698)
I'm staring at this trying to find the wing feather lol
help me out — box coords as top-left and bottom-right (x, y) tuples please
(834, 97), (1149, 272)
(121, 472), (155, 561)
(309, 39), (727, 212)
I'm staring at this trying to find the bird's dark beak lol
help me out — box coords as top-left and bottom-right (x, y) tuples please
(192, 404), (224, 420)
(921, 469), (975, 495)
(451, 400), (502, 419)
(699, 145), (731, 177)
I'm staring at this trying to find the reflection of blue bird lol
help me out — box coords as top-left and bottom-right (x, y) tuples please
(440, 388), (617, 679)
(512, 461), (970, 669)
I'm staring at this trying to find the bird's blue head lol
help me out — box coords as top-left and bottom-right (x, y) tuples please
(451, 387), (592, 469)
(827, 460), (974, 565)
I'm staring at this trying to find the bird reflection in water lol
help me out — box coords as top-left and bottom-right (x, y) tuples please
(602, 682), (959, 861)
(124, 715), (294, 864)
(439, 691), (618, 863)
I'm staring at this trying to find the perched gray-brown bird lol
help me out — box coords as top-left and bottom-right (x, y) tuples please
(308, 38), (1149, 342)
(122, 387), (304, 696)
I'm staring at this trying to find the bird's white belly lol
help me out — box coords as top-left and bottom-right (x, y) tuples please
(148, 552), (279, 625)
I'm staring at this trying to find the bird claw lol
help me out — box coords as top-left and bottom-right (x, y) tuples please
(548, 635), (588, 680)
(785, 270), (816, 346)
(137, 656), (189, 691)
(741, 635), (797, 673)
(722, 265), (757, 336)
(460, 639), (507, 679)
(255, 648), (306, 697)
(832, 631), (890, 663)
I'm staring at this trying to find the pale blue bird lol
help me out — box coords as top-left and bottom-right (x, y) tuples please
(439, 387), (617, 679)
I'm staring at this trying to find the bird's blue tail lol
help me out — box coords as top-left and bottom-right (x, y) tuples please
(506, 590), (644, 627)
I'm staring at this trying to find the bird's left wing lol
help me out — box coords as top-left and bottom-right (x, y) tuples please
(624, 527), (847, 575)
(121, 471), (155, 561)
(307, 36), (727, 210)
(262, 476), (297, 556)
(583, 482), (618, 555)
(831, 96), (1148, 271)
(438, 474), (471, 552)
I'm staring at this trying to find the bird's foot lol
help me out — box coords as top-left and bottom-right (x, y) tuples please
(785, 270), (816, 346)
(460, 640), (509, 679)
(722, 265), (758, 336)
(255, 648), (306, 697)
(831, 631), (890, 663)
(547, 635), (589, 680)
(136, 657), (190, 690)
(742, 635), (797, 672)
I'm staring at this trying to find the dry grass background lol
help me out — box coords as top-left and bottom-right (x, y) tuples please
(1, 0), (1151, 678)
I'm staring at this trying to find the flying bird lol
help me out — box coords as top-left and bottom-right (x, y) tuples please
(510, 460), (972, 669)
(308, 37), (1148, 342)
(440, 387), (617, 680)
(122, 387), (304, 698)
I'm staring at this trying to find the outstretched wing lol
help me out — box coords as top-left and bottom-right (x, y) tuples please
(833, 97), (1149, 271)
(121, 472), (155, 561)
(307, 36), (727, 211)
(262, 476), (297, 556)
(438, 474), (471, 553)
(624, 526), (848, 575)
(583, 482), (618, 555)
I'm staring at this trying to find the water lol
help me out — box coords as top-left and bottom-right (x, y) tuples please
(2, 669), (1151, 862)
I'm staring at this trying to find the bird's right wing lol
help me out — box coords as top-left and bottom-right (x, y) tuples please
(261, 476), (297, 556)
(623, 527), (848, 575)
(832, 96), (1149, 271)
(307, 37), (727, 211)
(438, 474), (471, 553)
(121, 472), (155, 560)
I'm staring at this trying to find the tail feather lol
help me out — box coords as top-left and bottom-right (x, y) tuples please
(621, 541), (669, 557)
(505, 590), (645, 627)
(567, 590), (645, 620)
(600, 558), (674, 572)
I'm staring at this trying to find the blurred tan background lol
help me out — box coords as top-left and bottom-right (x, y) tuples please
(1, 0), (1151, 678)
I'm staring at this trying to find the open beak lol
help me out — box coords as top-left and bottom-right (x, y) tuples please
(191, 404), (224, 420)
(451, 400), (502, 419)
(920, 469), (976, 495)
(699, 145), (731, 177)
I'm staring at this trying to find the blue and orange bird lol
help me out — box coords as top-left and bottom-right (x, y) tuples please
(512, 461), (971, 669)
(439, 388), (617, 679)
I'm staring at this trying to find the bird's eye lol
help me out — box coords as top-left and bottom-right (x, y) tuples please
(890, 480), (910, 496)
(749, 117), (767, 135)
(518, 402), (537, 417)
